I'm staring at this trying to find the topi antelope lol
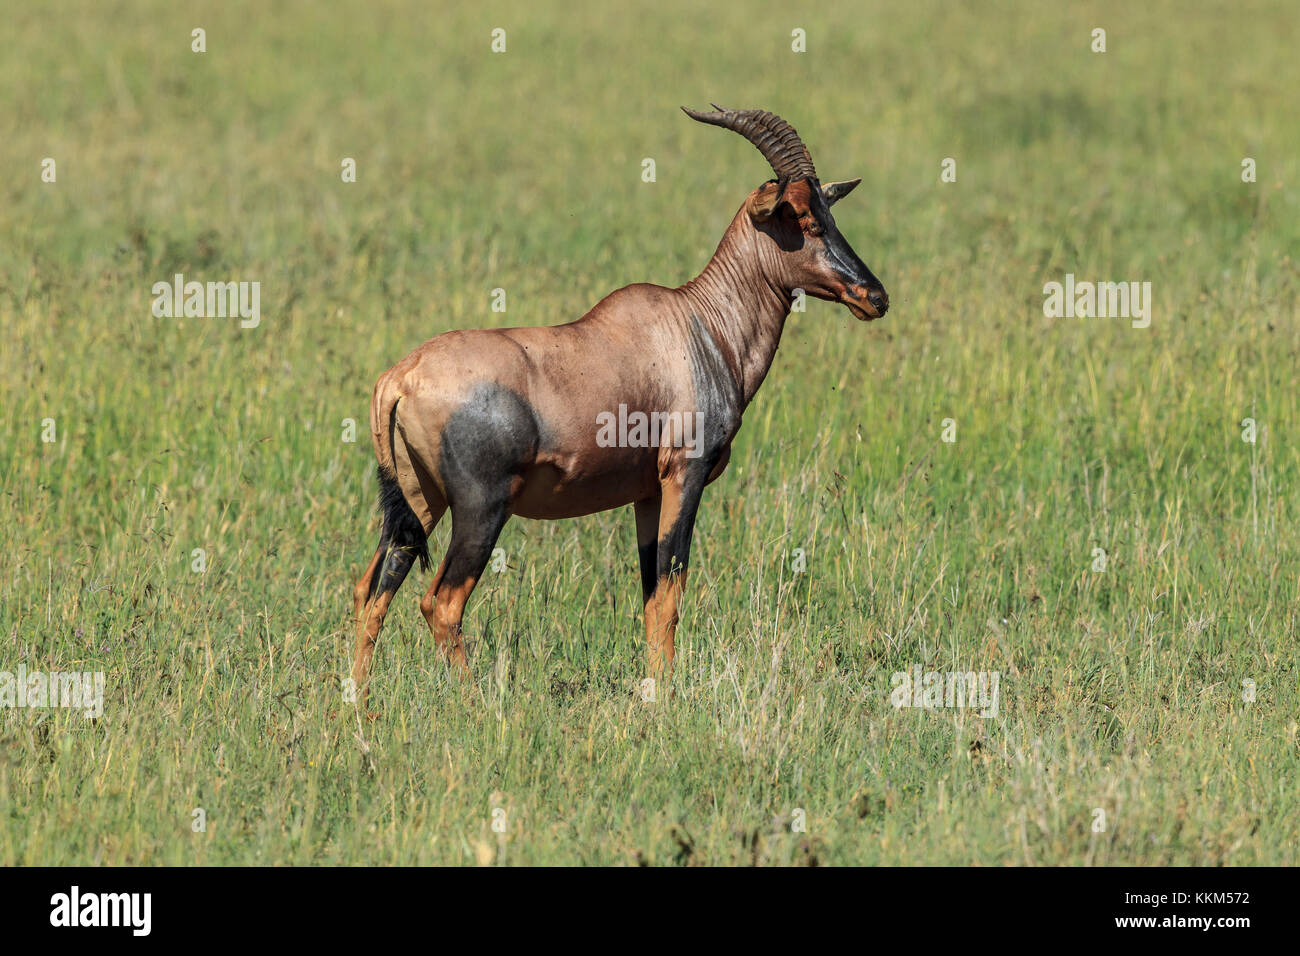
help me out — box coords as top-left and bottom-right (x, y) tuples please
(350, 106), (888, 709)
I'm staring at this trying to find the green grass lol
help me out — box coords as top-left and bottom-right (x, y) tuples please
(1, 0), (1297, 865)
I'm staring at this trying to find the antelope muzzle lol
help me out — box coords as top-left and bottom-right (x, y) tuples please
(843, 282), (890, 320)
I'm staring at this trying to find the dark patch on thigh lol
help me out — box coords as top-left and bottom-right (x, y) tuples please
(439, 383), (543, 512)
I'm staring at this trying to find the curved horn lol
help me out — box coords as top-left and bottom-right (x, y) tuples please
(681, 104), (818, 182)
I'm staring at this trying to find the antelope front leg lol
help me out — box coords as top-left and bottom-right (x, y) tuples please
(633, 495), (661, 610)
(642, 472), (706, 689)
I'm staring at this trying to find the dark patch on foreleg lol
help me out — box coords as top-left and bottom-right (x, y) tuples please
(633, 496), (661, 605)
(643, 462), (717, 684)
(635, 316), (743, 683)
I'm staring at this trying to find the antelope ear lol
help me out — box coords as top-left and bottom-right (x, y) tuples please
(746, 180), (784, 221)
(821, 178), (862, 205)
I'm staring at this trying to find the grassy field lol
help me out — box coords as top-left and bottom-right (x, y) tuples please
(1, 0), (1297, 865)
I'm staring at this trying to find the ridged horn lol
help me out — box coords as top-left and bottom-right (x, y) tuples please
(681, 104), (818, 182)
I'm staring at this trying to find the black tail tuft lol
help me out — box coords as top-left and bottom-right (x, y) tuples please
(368, 466), (431, 601)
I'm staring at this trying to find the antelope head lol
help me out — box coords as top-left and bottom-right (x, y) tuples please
(683, 105), (889, 320)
